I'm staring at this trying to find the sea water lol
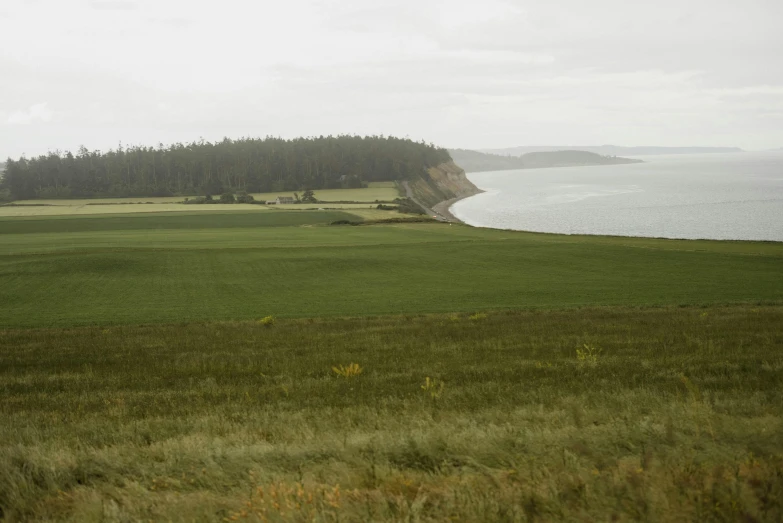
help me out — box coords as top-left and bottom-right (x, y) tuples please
(451, 151), (783, 242)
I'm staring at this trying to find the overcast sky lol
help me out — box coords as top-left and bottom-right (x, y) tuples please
(2, 0), (782, 158)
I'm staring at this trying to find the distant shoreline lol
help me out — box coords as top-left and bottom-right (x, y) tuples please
(480, 145), (744, 156)
(450, 149), (643, 174)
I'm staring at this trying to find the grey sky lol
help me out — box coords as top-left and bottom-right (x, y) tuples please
(2, 0), (782, 158)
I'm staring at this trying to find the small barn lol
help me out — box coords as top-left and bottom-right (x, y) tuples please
(275, 196), (295, 204)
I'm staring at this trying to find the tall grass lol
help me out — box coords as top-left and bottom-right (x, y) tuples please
(1, 306), (782, 521)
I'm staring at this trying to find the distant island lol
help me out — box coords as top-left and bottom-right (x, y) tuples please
(449, 149), (643, 174)
(481, 145), (743, 156)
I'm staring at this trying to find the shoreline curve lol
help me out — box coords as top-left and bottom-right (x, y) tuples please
(433, 190), (483, 224)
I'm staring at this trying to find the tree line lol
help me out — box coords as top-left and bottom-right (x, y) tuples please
(1, 136), (451, 199)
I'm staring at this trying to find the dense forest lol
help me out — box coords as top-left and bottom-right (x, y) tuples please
(1, 136), (451, 199)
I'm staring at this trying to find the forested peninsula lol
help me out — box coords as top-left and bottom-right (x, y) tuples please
(1, 136), (451, 199)
(449, 149), (643, 173)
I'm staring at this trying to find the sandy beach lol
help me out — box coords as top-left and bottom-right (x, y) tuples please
(432, 189), (483, 223)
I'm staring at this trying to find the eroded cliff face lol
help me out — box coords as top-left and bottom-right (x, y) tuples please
(427, 161), (482, 199)
(407, 161), (481, 210)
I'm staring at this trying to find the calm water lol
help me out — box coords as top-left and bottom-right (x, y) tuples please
(451, 152), (783, 242)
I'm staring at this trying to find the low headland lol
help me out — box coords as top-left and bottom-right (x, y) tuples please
(482, 144), (744, 156)
(449, 148), (643, 174)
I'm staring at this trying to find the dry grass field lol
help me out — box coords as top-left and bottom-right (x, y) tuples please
(0, 187), (402, 218)
(249, 187), (399, 203)
(1, 307), (782, 521)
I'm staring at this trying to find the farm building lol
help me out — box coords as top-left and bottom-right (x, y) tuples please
(269, 196), (295, 204)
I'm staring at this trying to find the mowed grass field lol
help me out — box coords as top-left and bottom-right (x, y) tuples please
(0, 203), (266, 217)
(1, 307), (782, 521)
(1, 210), (783, 327)
(0, 186), (401, 218)
(0, 203), (401, 218)
(0, 210), (357, 235)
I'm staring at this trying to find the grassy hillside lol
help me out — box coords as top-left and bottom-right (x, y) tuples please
(1, 307), (782, 521)
(1, 211), (782, 328)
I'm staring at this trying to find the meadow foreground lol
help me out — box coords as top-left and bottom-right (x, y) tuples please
(1, 307), (782, 521)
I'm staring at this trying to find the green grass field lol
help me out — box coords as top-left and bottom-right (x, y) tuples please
(1, 211), (782, 328)
(0, 203), (267, 217)
(0, 210), (356, 235)
(1, 307), (782, 521)
(9, 196), (188, 206)
(272, 203), (398, 210)
(1, 209), (782, 521)
(0, 187), (401, 218)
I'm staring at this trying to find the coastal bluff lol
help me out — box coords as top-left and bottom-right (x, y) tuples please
(404, 161), (482, 219)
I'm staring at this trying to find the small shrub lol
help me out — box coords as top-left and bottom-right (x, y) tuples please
(182, 196), (207, 204)
(421, 377), (445, 399)
(301, 189), (317, 203)
(397, 198), (426, 215)
(236, 192), (255, 204)
(332, 363), (363, 378)
(576, 344), (601, 365)
(259, 315), (276, 327)
(469, 312), (487, 321)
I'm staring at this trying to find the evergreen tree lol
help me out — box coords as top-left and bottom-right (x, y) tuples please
(3, 135), (451, 200)
(301, 189), (317, 203)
